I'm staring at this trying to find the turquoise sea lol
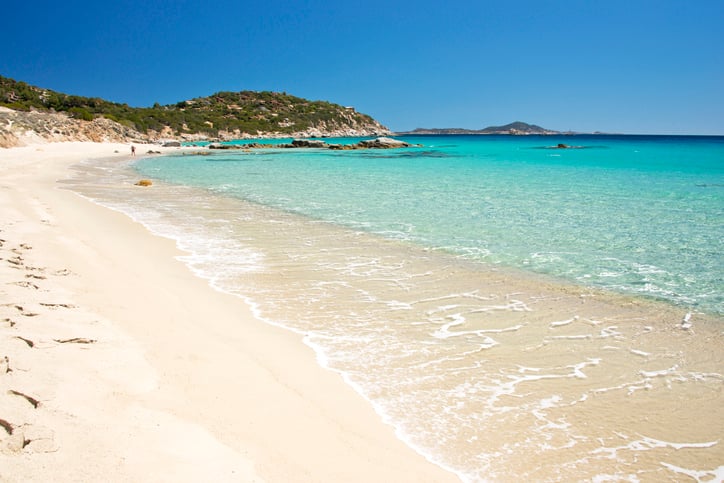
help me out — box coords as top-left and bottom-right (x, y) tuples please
(145, 135), (724, 315)
(68, 135), (724, 482)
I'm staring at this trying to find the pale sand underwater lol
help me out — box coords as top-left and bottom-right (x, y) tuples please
(62, 143), (724, 482)
(0, 142), (456, 482)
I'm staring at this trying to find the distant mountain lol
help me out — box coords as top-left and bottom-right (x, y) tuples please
(0, 75), (389, 142)
(398, 121), (560, 135)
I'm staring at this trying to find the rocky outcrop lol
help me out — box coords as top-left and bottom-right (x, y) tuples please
(0, 108), (147, 148)
(0, 108), (390, 149)
(289, 139), (328, 148)
(208, 137), (414, 151)
(200, 125), (390, 142)
(355, 137), (410, 148)
(185, 109), (389, 142)
(0, 106), (391, 149)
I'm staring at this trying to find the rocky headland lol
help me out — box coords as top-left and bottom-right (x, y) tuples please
(0, 75), (390, 148)
(0, 107), (390, 149)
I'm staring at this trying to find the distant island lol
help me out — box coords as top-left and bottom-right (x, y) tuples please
(0, 75), (389, 147)
(397, 121), (564, 135)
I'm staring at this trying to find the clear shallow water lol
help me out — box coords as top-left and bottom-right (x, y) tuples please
(139, 135), (724, 315)
(66, 135), (724, 482)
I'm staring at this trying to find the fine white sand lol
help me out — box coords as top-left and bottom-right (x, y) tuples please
(0, 142), (457, 482)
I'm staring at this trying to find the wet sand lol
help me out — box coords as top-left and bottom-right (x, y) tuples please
(0, 142), (458, 482)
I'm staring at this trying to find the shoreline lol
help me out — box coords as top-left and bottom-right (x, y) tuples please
(0, 142), (458, 482)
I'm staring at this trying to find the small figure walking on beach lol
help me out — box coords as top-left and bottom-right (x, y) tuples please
(131, 145), (136, 156)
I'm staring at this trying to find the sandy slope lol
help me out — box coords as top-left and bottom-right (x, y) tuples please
(0, 142), (457, 482)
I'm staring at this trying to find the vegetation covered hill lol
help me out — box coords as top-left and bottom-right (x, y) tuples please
(0, 75), (388, 139)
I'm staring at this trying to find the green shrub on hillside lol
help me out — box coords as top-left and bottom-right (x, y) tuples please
(68, 107), (94, 121)
(0, 74), (382, 137)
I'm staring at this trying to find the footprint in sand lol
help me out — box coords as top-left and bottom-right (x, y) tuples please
(14, 336), (35, 348)
(6, 256), (24, 268)
(9, 281), (40, 290)
(9, 305), (39, 317)
(39, 303), (77, 310)
(0, 421), (58, 454)
(0, 418), (12, 435)
(0, 418), (23, 454)
(53, 338), (96, 344)
(7, 390), (41, 409)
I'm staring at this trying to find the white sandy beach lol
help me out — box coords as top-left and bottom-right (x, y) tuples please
(0, 142), (457, 482)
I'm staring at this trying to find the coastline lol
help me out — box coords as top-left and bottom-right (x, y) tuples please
(0, 142), (458, 482)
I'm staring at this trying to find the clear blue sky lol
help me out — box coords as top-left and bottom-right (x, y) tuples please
(2, 0), (723, 134)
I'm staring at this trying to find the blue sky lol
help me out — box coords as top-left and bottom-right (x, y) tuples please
(2, 0), (723, 134)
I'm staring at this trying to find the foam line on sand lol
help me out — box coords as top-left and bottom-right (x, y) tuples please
(0, 142), (457, 482)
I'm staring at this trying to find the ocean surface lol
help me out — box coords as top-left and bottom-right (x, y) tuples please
(67, 135), (723, 482)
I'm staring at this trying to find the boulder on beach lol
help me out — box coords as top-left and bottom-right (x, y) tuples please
(134, 179), (153, 187)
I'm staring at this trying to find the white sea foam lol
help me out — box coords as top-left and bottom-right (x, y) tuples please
(639, 365), (678, 378)
(660, 462), (724, 483)
(681, 311), (693, 330)
(629, 348), (650, 357)
(570, 358), (601, 378)
(599, 326), (623, 338)
(550, 316), (579, 328)
(593, 434), (719, 460)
